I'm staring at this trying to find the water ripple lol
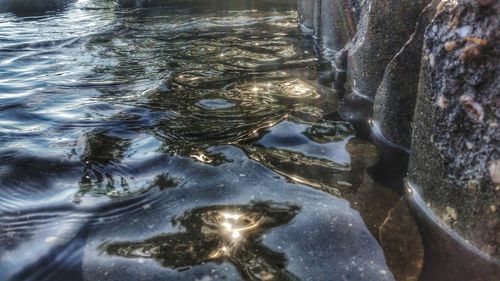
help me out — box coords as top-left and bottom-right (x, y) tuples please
(0, 1), (408, 280)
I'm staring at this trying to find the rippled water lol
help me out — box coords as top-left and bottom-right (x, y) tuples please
(0, 1), (420, 280)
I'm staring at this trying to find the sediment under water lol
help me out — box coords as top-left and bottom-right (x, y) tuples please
(0, 1), (421, 280)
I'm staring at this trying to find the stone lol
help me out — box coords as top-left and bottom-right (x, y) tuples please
(298, 0), (315, 30)
(372, 0), (439, 148)
(313, 0), (322, 39)
(320, 0), (359, 53)
(405, 181), (500, 281)
(345, 0), (431, 101)
(408, 0), (499, 260)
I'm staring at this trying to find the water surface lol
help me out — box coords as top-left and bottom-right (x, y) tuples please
(0, 1), (419, 280)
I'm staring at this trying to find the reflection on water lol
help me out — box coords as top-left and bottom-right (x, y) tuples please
(105, 202), (300, 281)
(0, 1), (421, 280)
(78, 130), (132, 198)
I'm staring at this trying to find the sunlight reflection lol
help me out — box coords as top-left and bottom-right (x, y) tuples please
(190, 151), (214, 164)
(278, 79), (317, 97)
(219, 211), (260, 242)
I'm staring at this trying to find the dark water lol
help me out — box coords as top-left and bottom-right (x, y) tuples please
(0, 1), (419, 280)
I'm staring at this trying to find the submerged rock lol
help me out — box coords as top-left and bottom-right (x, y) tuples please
(409, 0), (499, 263)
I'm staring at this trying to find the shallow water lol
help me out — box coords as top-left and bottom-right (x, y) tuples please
(0, 1), (420, 280)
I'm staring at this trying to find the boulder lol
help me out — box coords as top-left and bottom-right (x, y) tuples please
(298, 0), (315, 30)
(320, 0), (359, 53)
(313, 0), (321, 39)
(408, 0), (499, 264)
(346, 0), (431, 101)
(372, 0), (439, 149)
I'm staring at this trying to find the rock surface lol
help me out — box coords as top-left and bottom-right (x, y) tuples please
(299, 0), (500, 278)
(298, 0), (314, 30)
(346, 0), (431, 100)
(372, 0), (439, 148)
(320, 0), (359, 53)
(409, 0), (499, 258)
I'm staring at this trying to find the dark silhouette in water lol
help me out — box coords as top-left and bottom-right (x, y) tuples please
(104, 202), (301, 281)
(0, 0), (75, 16)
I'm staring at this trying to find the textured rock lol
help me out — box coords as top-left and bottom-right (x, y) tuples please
(320, 0), (359, 53)
(298, 0), (315, 30)
(346, 0), (431, 100)
(409, 0), (499, 258)
(313, 0), (322, 39)
(298, 0), (500, 278)
(406, 181), (500, 281)
(372, 0), (439, 148)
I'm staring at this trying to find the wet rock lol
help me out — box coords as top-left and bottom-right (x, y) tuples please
(406, 182), (500, 281)
(298, 0), (362, 90)
(408, 0), (499, 261)
(0, 0), (75, 16)
(116, 0), (164, 8)
(313, 0), (321, 39)
(321, 0), (361, 89)
(346, 0), (431, 101)
(372, 0), (439, 148)
(298, 0), (314, 30)
(320, 0), (359, 53)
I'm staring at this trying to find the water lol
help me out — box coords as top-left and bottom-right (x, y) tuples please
(0, 1), (421, 280)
